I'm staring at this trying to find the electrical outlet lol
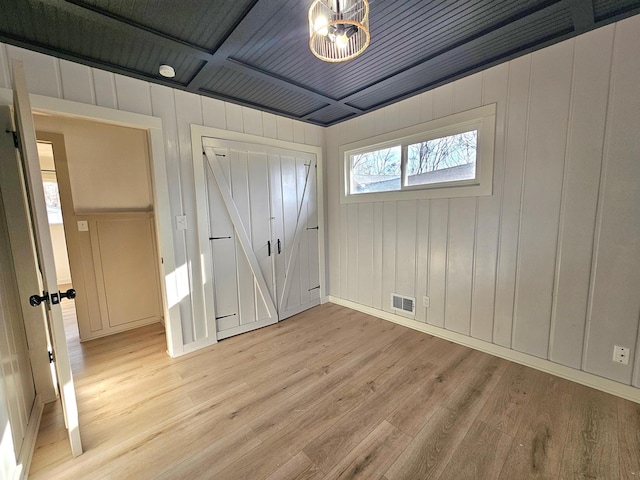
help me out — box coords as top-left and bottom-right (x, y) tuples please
(613, 345), (630, 365)
(423, 296), (430, 308)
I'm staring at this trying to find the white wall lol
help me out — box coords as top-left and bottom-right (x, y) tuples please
(0, 43), (324, 349)
(35, 115), (153, 212)
(326, 16), (640, 391)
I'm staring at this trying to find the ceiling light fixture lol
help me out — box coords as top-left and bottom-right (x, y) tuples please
(309, 0), (370, 63)
(158, 64), (176, 78)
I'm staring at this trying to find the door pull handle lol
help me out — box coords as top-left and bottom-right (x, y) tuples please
(29, 291), (49, 307)
(267, 240), (271, 256)
(277, 239), (281, 254)
(60, 288), (76, 301)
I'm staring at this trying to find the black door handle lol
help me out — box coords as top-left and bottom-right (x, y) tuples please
(267, 240), (271, 256)
(277, 239), (281, 254)
(60, 288), (76, 300)
(29, 291), (49, 307)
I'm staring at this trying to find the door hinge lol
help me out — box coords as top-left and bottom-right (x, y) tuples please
(48, 351), (54, 363)
(6, 130), (18, 148)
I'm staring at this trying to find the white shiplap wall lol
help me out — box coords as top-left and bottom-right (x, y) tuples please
(326, 16), (640, 392)
(0, 44), (324, 351)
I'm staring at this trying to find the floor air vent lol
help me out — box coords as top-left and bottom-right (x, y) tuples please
(391, 293), (415, 316)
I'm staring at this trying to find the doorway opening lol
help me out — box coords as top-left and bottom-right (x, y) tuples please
(37, 141), (77, 345)
(34, 115), (165, 349)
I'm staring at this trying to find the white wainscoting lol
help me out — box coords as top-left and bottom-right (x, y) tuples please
(326, 16), (640, 391)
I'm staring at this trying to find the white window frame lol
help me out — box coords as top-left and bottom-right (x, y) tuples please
(340, 103), (496, 203)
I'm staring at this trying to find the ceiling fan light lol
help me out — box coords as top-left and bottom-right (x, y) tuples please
(308, 0), (370, 63)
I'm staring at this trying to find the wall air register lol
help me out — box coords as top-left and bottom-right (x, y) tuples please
(391, 293), (415, 317)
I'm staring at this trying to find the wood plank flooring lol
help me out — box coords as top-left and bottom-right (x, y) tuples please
(29, 301), (640, 479)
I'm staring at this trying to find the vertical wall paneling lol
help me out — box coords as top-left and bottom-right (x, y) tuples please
(324, 16), (640, 394)
(326, 125), (340, 297)
(427, 199), (448, 327)
(512, 41), (574, 358)
(395, 97), (421, 130)
(347, 203), (359, 302)
(150, 85), (190, 340)
(304, 122), (320, 147)
(262, 112), (278, 139)
(395, 200), (417, 298)
(419, 90), (434, 124)
(293, 121), (305, 144)
(202, 97), (227, 129)
(242, 107), (263, 136)
(173, 90), (204, 342)
(372, 108), (385, 136)
(381, 201), (397, 313)
(414, 199), (429, 323)
(471, 63), (509, 342)
(432, 83), (454, 119)
(357, 203), (374, 306)
(583, 19), (640, 384)
(6, 46), (61, 98)
(493, 56), (532, 348)
(372, 202), (384, 311)
(548, 26), (614, 369)
(225, 103), (243, 133)
(59, 60), (95, 104)
(382, 102), (400, 132)
(113, 74), (152, 115)
(453, 72), (483, 113)
(277, 116), (294, 142)
(92, 68), (118, 109)
(444, 198), (476, 334)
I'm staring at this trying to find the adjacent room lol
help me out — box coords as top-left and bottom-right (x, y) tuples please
(0, 1), (638, 479)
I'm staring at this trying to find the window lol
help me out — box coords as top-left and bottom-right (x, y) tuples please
(341, 104), (496, 202)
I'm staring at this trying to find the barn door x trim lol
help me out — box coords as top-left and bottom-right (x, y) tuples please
(191, 124), (326, 344)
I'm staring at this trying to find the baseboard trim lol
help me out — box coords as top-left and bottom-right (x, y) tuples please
(328, 296), (640, 404)
(16, 394), (44, 480)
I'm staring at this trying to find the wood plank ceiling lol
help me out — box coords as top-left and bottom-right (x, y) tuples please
(1, 0), (639, 126)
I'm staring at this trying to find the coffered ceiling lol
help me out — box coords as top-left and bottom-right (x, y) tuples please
(1, 0), (638, 125)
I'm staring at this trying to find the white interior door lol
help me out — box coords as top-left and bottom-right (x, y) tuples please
(202, 138), (320, 338)
(205, 146), (278, 339)
(271, 152), (320, 320)
(11, 60), (82, 457)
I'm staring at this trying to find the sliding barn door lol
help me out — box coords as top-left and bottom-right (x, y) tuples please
(202, 138), (320, 338)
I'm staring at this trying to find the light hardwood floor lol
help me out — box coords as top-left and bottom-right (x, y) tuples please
(30, 301), (640, 479)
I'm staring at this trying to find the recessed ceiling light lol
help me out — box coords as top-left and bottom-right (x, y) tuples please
(159, 64), (176, 78)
